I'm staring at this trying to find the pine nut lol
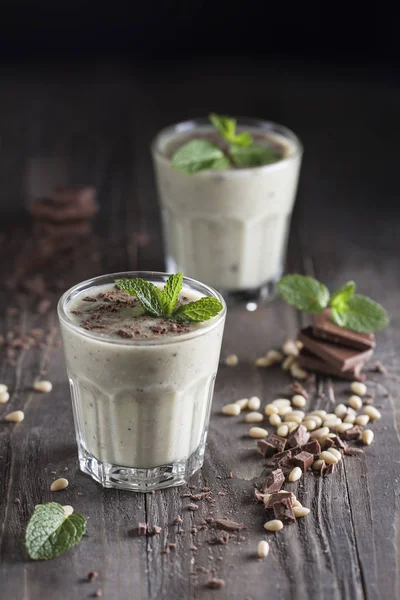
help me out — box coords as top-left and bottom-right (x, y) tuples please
(0, 391), (10, 404)
(277, 425), (289, 438)
(350, 382), (367, 396)
(320, 451), (338, 465)
(293, 506), (310, 518)
(248, 396), (261, 411)
(265, 404), (278, 416)
(344, 413), (356, 424)
(222, 403), (241, 416)
(310, 427), (330, 439)
(263, 494), (271, 505)
(335, 404), (348, 418)
(264, 519), (284, 532)
(285, 422), (300, 433)
(265, 350), (284, 364)
(249, 427), (268, 439)
(33, 380), (52, 393)
(327, 448), (342, 461)
(362, 429), (374, 445)
(312, 459), (324, 471)
(5, 410), (24, 423)
(282, 340), (299, 356)
(337, 422), (354, 433)
(324, 413), (336, 420)
(363, 406), (381, 420)
(277, 405), (293, 416)
(306, 415), (322, 427)
(269, 414), (282, 426)
(282, 355), (295, 370)
(0, 384), (8, 393)
(327, 433), (337, 439)
(303, 419), (317, 431)
(308, 410), (327, 419)
(235, 398), (249, 410)
(292, 499), (302, 508)
(288, 467), (302, 482)
(245, 412), (264, 423)
(348, 395), (363, 410)
(63, 505), (74, 516)
(50, 478), (69, 492)
(323, 417), (342, 429)
(284, 413), (303, 425)
(355, 415), (370, 426)
(255, 357), (269, 367)
(272, 398), (291, 407)
(296, 340), (304, 350)
(257, 540), (270, 558)
(292, 394), (306, 408)
(225, 354), (239, 366)
(290, 364), (308, 380)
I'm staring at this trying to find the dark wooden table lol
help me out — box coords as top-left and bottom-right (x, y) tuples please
(1, 60), (399, 600)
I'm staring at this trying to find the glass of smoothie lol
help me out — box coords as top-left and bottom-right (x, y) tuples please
(58, 271), (226, 491)
(152, 116), (303, 306)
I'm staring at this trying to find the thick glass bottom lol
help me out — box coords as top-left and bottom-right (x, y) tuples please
(222, 279), (278, 310)
(77, 440), (206, 492)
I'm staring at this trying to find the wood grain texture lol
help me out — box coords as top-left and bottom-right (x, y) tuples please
(0, 61), (399, 600)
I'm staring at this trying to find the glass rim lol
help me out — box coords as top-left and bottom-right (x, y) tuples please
(57, 270), (227, 346)
(151, 116), (303, 174)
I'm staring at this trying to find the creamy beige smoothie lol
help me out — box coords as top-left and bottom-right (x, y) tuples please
(58, 272), (226, 491)
(152, 119), (302, 302)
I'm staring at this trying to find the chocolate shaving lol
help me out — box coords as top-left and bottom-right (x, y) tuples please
(117, 329), (134, 338)
(262, 469), (285, 494)
(343, 445), (365, 456)
(187, 503), (199, 511)
(208, 532), (230, 545)
(214, 519), (244, 532)
(289, 382), (309, 398)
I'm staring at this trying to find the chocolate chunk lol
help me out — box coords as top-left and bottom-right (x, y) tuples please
(257, 434), (286, 457)
(265, 449), (292, 468)
(321, 438), (335, 450)
(273, 498), (296, 523)
(138, 522), (147, 535)
(324, 463), (335, 476)
(292, 451), (314, 472)
(277, 454), (295, 473)
(298, 327), (374, 371)
(302, 439), (321, 456)
(263, 469), (285, 494)
(313, 310), (375, 351)
(254, 488), (266, 502)
(340, 426), (362, 441)
(297, 348), (366, 381)
(287, 425), (310, 448)
(268, 434), (287, 452)
(333, 436), (347, 451)
(265, 491), (293, 509)
(214, 519), (244, 532)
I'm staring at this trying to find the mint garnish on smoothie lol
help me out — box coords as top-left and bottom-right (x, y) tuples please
(171, 113), (281, 173)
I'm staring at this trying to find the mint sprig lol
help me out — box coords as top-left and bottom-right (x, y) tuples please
(277, 274), (388, 334)
(25, 503), (86, 560)
(171, 113), (281, 174)
(116, 273), (223, 323)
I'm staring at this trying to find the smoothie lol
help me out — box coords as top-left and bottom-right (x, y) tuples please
(58, 272), (226, 491)
(152, 118), (303, 301)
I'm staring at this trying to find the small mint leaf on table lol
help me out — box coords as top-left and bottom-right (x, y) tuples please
(115, 278), (167, 317)
(171, 139), (226, 174)
(173, 297), (223, 322)
(331, 294), (388, 333)
(330, 281), (356, 310)
(25, 503), (86, 560)
(278, 274), (330, 313)
(230, 144), (280, 168)
(163, 272), (183, 314)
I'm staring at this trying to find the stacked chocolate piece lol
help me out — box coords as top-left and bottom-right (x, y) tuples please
(296, 309), (375, 381)
(27, 186), (98, 241)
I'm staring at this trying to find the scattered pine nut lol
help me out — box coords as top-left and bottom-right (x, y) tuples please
(245, 412), (264, 423)
(257, 540), (270, 558)
(248, 396), (261, 411)
(363, 406), (381, 420)
(285, 422), (300, 433)
(282, 355), (295, 370)
(282, 340), (299, 356)
(327, 448), (342, 461)
(312, 459), (324, 471)
(255, 357), (269, 367)
(272, 398), (291, 407)
(305, 415), (322, 428)
(292, 499), (302, 508)
(277, 405), (293, 416)
(222, 403), (241, 416)
(310, 427), (330, 439)
(355, 415), (370, 426)
(337, 422), (354, 433)
(350, 382), (367, 396)
(308, 410), (327, 418)
(5, 410), (24, 423)
(303, 419), (317, 431)
(334, 404), (348, 418)
(263, 494), (271, 504)
(63, 505), (74, 516)
(324, 413), (336, 420)
(362, 429), (374, 445)
(249, 427), (268, 439)
(344, 414), (356, 424)
(320, 451), (339, 465)
(295, 340), (304, 350)
(348, 395), (363, 410)
(323, 417), (342, 429)
(0, 384), (8, 393)
(264, 404), (278, 416)
(269, 414), (282, 427)
(265, 350), (284, 364)
(235, 398), (249, 410)
(50, 478), (69, 492)
(0, 391), (10, 404)
(225, 354), (239, 367)
(264, 519), (283, 532)
(290, 363), (308, 380)
(277, 425), (289, 438)
(288, 467), (302, 482)
(292, 394), (306, 408)
(33, 380), (53, 393)
(284, 413), (303, 425)
(293, 506), (310, 518)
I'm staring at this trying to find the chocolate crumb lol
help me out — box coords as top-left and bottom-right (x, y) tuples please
(138, 522), (147, 536)
(162, 546), (171, 554)
(153, 525), (162, 535)
(82, 296), (97, 302)
(187, 503), (199, 511)
(214, 519), (244, 532)
(289, 382), (309, 398)
(169, 543), (177, 550)
(117, 329), (134, 339)
(209, 532), (230, 545)
(174, 515), (183, 524)
(88, 571), (98, 581)
(94, 589), (103, 598)
(191, 545), (198, 551)
(207, 578), (225, 589)
(373, 361), (388, 376)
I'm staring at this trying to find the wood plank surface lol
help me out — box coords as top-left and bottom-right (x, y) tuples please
(0, 61), (399, 600)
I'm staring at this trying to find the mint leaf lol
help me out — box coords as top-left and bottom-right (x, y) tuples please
(163, 273), (183, 314)
(173, 297), (223, 322)
(209, 113), (252, 147)
(116, 278), (167, 317)
(330, 281), (356, 310)
(25, 503), (86, 560)
(331, 294), (389, 333)
(278, 274), (330, 313)
(209, 156), (231, 170)
(230, 144), (280, 168)
(171, 139), (226, 174)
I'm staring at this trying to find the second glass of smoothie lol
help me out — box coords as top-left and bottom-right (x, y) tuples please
(152, 117), (303, 305)
(58, 271), (226, 491)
